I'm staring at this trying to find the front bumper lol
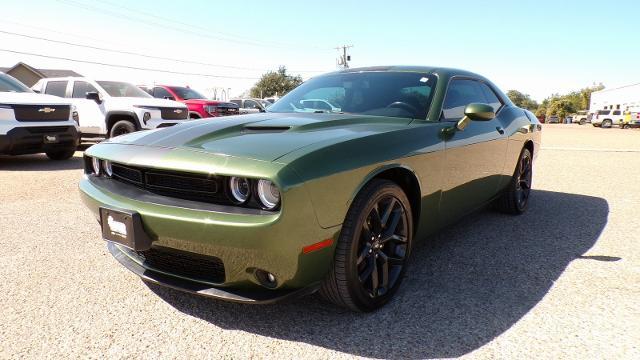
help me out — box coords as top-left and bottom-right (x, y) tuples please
(0, 125), (78, 155)
(108, 242), (320, 303)
(79, 174), (340, 301)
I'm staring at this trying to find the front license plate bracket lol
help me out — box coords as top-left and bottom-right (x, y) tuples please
(99, 207), (153, 251)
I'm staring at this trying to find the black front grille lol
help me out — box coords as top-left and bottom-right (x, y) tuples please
(111, 163), (143, 184)
(132, 246), (225, 283)
(218, 106), (239, 116)
(110, 163), (229, 205)
(12, 104), (70, 122)
(25, 126), (73, 134)
(160, 107), (188, 120)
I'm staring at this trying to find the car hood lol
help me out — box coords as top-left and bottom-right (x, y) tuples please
(0, 91), (73, 105)
(107, 97), (187, 108)
(106, 112), (412, 163)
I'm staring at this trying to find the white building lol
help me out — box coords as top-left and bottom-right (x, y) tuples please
(590, 83), (640, 112)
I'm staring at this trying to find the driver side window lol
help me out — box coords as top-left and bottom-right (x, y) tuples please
(441, 79), (488, 121)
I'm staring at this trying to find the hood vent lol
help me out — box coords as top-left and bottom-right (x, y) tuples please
(243, 125), (291, 133)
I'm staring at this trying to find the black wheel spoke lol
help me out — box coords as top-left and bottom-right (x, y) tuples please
(378, 253), (389, 293)
(381, 234), (407, 244)
(380, 198), (396, 228)
(357, 243), (372, 265)
(370, 204), (382, 234)
(382, 209), (402, 239)
(370, 258), (379, 294)
(359, 256), (375, 282)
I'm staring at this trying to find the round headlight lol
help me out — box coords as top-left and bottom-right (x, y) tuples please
(229, 177), (250, 204)
(103, 160), (113, 177)
(92, 157), (101, 175)
(257, 179), (280, 210)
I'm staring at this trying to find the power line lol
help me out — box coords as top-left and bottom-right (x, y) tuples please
(95, 0), (333, 52)
(0, 29), (327, 72)
(0, 48), (261, 80)
(55, 0), (333, 52)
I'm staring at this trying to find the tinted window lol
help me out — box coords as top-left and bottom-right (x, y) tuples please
(612, 110), (621, 115)
(479, 83), (502, 112)
(442, 79), (487, 121)
(598, 110), (610, 115)
(72, 81), (99, 98)
(169, 86), (205, 100)
(268, 72), (436, 119)
(230, 100), (241, 106)
(96, 81), (151, 98)
(244, 100), (260, 109)
(153, 87), (174, 99)
(45, 81), (68, 97)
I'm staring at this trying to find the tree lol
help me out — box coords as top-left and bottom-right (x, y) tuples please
(545, 99), (575, 121)
(506, 90), (539, 111)
(250, 66), (303, 98)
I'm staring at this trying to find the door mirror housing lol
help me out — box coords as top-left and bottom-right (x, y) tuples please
(465, 103), (495, 121)
(86, 91), (102, 104)
(456, 103), (495, 131)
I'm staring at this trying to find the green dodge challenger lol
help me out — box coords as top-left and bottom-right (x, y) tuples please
(80, 66), (541, 311)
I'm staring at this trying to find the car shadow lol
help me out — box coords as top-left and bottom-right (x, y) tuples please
(147, 189), (609, 359)
(0, 152), (85, 171)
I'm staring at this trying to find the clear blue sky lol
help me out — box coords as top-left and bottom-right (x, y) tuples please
(1, 0), (639, 100)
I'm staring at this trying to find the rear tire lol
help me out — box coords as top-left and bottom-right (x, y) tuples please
(579, 119), (586, 125)
(320, 179), (413, 312)
(45, 148), (76, 160)
(109, 120), (136, 138)
(495, 148), (533, 215)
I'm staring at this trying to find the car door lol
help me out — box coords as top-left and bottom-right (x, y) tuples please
(242, 99), (262, 114)
(438, 78), (509, 224)
(70, 80), (107, 135)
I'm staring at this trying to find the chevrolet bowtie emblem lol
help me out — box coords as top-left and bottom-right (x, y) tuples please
(174, 109), (183, 114)
(38, 107), (56, 113)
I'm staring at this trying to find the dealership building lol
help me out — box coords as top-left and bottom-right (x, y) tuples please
(590, 83), (640, 111)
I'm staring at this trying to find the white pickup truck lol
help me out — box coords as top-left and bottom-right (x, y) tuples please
(0, 73), (79, 160)
(32, 77), (190, 138)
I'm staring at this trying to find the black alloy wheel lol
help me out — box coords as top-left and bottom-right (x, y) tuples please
(514, 150), (533, 211)
(495, 147), (533, 215)
(356, 195), (409, 298)
(320, 179), (413, 312)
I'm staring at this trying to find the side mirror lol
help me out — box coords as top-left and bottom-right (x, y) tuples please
(86, 91), (102, 104)
(456, 103), (495, 130)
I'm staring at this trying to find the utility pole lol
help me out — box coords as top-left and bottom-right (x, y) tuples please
(336, 45), (353, 69)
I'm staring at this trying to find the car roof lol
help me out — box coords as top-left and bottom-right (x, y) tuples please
(328, 65), (483, 78)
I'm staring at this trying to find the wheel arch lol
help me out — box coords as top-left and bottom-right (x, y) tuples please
(351, 165), (422, 233)
(189, 111), (201, 119)
(524, 139), (534, 156)
(105, 111), (140, 134)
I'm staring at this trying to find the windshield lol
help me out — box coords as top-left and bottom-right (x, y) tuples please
(268, 71), (436, 119)
(97, 81), (151, 98)
(169, 86), (206, 100)
(0, 74), (32, 93)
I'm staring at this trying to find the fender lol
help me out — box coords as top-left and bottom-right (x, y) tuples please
(347, 163), (422, 208)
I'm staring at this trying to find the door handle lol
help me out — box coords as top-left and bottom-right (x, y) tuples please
(496, 126), (505, 135)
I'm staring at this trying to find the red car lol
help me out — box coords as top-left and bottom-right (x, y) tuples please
(141, 85), (239, 118)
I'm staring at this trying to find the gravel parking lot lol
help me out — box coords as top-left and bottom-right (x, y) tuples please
(1, 124), (638, 359)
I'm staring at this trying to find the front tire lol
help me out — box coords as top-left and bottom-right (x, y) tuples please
(320, 179), (413, 312)
(495, 148), (533, 215)
(602, 119), (613, 128)
(109, 120), (136, 138)
(579, 119), (586, 125)
(45, 148), (76, 160)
